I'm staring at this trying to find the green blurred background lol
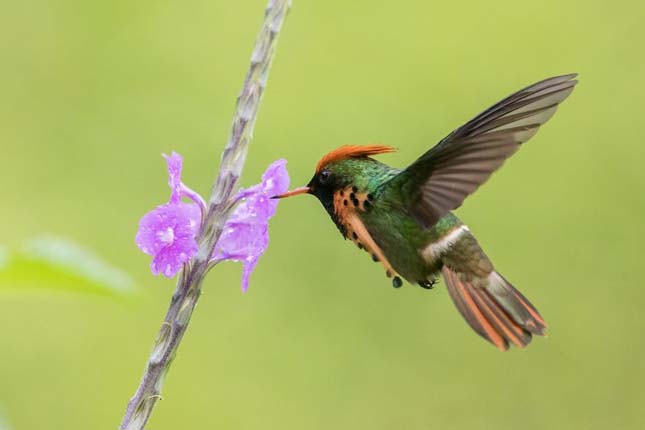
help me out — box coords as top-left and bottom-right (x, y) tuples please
(1, 0), (644, 429)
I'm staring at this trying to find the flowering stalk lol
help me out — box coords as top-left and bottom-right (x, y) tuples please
(119, 1), (292, 429)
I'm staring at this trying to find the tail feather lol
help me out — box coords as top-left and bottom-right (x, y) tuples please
(445, 273), (491, 342)
(444, 268), (508, 350)
(486, 272), (547, 335)
(471, 287), (532, 347)
(442, 266), (547, 351)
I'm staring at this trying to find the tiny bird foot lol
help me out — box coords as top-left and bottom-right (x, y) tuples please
(418, 279), (438, 290)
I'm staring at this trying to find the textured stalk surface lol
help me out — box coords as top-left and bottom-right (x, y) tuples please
(119, 1), (291, 429)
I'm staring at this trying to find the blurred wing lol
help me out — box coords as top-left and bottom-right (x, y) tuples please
(391, 73), (578, 228)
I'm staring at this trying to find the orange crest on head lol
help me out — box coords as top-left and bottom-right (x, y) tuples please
(315, 144), (396, 173)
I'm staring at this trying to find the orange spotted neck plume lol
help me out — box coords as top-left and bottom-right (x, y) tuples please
(274, 74), (577, 351)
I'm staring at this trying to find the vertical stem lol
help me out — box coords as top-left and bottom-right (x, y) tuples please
(201, 0), (292, 257)
(119, 1), (291, 429)
(119, 264), (206, 430)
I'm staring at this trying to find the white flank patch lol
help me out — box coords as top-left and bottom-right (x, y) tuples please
(421, 225), (469, 261)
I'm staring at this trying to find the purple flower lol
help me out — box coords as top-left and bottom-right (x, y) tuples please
(136, 202), (201, 277)
(136, 152), (289, 288)
(212, 159), (290, 291)
(136, 152), (204, 278)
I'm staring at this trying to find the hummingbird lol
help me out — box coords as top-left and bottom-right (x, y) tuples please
(273, 74), (577, 351)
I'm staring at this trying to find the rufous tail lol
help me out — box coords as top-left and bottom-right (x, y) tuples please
(442, 266), (547, 351)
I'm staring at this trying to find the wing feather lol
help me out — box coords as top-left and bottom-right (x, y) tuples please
(390, 74), (577, 228)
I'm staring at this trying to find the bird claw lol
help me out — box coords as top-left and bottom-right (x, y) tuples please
(418, 279), (438, 290)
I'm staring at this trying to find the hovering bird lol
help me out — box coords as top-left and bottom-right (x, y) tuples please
(273, 74), (577, 350)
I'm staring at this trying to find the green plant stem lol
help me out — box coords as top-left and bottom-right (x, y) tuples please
(119, 1), (291, 429)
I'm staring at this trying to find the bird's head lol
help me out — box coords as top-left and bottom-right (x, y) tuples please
(272, 144), (396, 213)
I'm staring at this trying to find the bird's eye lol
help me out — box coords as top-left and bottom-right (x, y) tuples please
(318, 170), (331, 184)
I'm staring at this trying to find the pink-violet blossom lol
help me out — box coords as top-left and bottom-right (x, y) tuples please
(136, 202), (201, 277)
(212, 159), (290, 291)
(135, 152), (289, 289)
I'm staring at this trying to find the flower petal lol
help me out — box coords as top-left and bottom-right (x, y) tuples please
(214, 221), (268, 261)
(240, 256), (259, 292)
(151, 234), (198, 277)
(212, 159), (290, 290)
(261, 159), (290, 197)
(136, 202), (201, 277)
(163, 152), (184, 203)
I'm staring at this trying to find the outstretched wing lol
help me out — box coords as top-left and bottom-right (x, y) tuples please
(389, 74), (578, 228)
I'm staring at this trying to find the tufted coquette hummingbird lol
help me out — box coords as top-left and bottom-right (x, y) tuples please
(273, 74), (577, 351)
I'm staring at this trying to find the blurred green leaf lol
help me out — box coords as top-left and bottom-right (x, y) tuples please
(0, 410), (10, 430)
(0, 236), (135, 297)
